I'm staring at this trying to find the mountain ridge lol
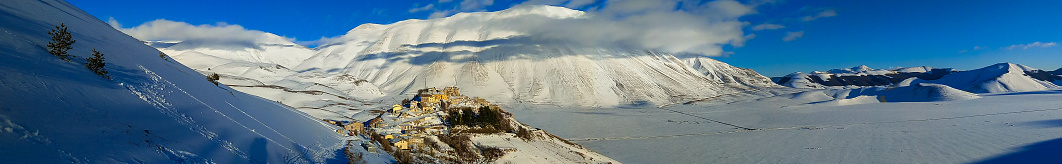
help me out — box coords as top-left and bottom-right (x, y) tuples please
(155, 5), (781, 109)
(776, 63), (1061, 93)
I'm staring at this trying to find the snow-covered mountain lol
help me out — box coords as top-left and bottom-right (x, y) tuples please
(908, 63), (1061, 93)
(775, 65), (955, 89)
(155, 5), (780, 110)
(773, 63), (1061, 106)
(0, 0), (387, 163)
(769, 63), (1061, 106)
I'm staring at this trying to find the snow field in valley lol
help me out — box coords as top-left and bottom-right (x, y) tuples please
(508, 89), (1062, 163)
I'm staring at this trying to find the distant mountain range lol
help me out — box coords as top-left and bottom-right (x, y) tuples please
(774, 63), (1062, 93)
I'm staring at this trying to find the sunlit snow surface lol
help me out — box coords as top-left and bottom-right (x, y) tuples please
(0, 0), (388, 163)
(509, 89), (1062, 163)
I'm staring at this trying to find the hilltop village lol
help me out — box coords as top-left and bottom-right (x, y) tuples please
(320, 87), (612, 163)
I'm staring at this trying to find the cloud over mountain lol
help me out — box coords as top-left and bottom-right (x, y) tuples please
(357, 0), (759, 56)
(114, 19), (295, 46)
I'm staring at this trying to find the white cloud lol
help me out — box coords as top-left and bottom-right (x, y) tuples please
(115, 19), (293, 47)
(958, 46), (988, 53)
(782, 31), (804, 41)
(473, 0), (756, 56)
(801, 9), (837, 21)
(421, 0), (497, 18)
(565, 0), (596, 8)
(744, 34), (757, 40)
(520, 0), (597, 8)
(321, 0), (762, 56)
(107, 17), (121, 29)
(751, 23), (784, 31)
(459, 0), (494, 11)
(1006, 41), (1058, 50)
(409, 4), (435, 13)
(520, 0), (568, 6)
(429, 10), (456, 18)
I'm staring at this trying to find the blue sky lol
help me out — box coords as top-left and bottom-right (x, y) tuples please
(67, 0), (1062, 77)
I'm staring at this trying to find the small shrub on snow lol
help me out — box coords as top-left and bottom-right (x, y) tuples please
(394, 150), (414, 164)
(206, 72), (220, 86)
(47, 23), (76, 61)
(438, 135), (478, 161)
(479, 146), (506, 162)
(84, 49), (108, 79)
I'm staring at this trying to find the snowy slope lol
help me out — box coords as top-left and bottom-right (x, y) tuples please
(160, 43), (385, 122)
(156, 40), (313, 69)
(0, 0), (388, 163)
(298, 5), (780, 107)
(911, 63), (1060, 93)
(152, 5), (779, 108)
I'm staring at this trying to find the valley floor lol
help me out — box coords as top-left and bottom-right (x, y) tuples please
(507, 89), (1062, 163)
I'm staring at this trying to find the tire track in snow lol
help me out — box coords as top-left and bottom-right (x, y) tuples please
(657, 107), (757, 130)
(569, 107), (1062, 142)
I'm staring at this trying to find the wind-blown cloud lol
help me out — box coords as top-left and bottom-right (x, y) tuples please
(409, 4), (435, 13)
(459, 0), (495, 10)
(958, 46), (986, 53)
(802, 9), (837, 21)
(1006, 41), (1057, 50)
(503, 0), (755, 56)
(782, 31), (804, 41)
(107, 17), (122, 29)
(329, 0), (759, 57)
(520, 0), (597, 8)
(114, 19), (295, 48)
(425, 0), (498, 18)
(751, 23), (784, 31)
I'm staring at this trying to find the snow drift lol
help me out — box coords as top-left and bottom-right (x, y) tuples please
(0, 0), (383, 163)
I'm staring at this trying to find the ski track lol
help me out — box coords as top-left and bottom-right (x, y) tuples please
(124, 65), (252, 159)
(136, 65), (349, 161)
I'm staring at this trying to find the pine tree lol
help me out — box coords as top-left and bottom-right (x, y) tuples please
(206, 72), (221, 86)
(47, 23), (76, 61)
(85, 49), (108, 79)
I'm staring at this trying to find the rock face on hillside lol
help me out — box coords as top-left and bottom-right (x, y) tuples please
(357, 87), (618, 163)
(157, 5), (781, 108)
